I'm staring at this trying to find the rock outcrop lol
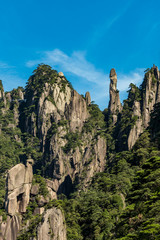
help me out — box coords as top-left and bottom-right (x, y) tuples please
(1, 158), (67, 240)
(85, 91), (91, 105)
(66, 89), (89, 131)
(0, 215), (21, 240)
(5, 159), (34, 216)
(36, 208), (67, 240)
(108, 69), (122, 124)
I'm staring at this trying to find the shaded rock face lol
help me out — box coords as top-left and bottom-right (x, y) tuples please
(127, 101), (143, 150)
(36, 208), (67, 240)
(108, 69), (122, 124)
(5, 159), (34, 216)
(44, 126), (106, 196)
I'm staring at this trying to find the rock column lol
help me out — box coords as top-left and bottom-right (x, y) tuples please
(108, 68), (122, 124)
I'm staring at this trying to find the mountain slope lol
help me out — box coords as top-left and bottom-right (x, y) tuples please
(0, 64), (160, 240)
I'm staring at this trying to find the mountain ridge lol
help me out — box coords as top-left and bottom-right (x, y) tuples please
(0, 64), (160, 239)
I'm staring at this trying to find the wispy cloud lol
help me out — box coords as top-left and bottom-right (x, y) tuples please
(26, 49), (145, 109)
(27, 49), (107, 86)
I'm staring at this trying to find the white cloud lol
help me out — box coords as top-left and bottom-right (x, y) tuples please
(0, 56), (144, 109)
(26, 49), (145, 109)
(27, 49), (107, 86)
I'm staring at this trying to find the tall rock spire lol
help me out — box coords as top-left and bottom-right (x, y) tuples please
(108, 68), (122, 124)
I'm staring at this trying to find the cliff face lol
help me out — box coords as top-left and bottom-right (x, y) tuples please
(22, 65), (106, 195)
(114, 65), (160, 150)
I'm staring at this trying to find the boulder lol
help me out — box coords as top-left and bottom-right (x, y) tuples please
(37, 195), (49, 207)
(31, 184), (39, 195)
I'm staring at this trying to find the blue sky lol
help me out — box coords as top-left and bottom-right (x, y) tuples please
(0, 0), (160, 110)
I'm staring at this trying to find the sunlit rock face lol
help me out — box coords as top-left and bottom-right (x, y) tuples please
(5, 159), (34, 216)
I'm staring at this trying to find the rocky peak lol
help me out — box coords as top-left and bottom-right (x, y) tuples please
(109, 68), (117, 91)
(85, 91), (91, 105)
(108, 68), (122, 124)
